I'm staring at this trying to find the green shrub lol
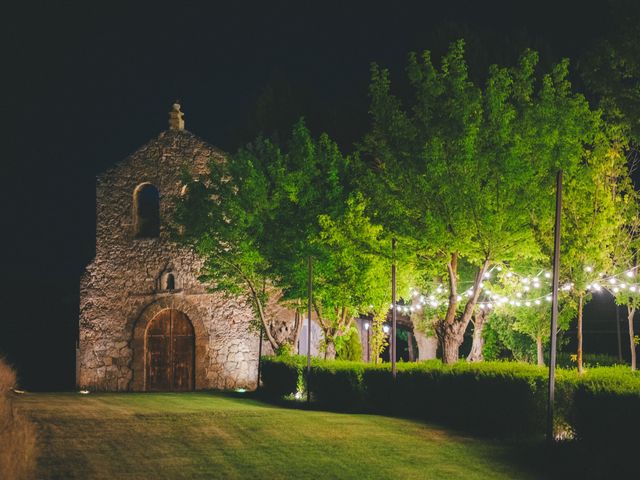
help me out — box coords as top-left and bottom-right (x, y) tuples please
(259, 355), (640, 440)
(259, 355), (304, 398)
(0, 358), (37, 480)
(310, 361), (365, 410)
(387, 361), (547, 435)
(553, 352), (622, 369)
(335, 327), (363, 361)
(569, 367), (640, 447)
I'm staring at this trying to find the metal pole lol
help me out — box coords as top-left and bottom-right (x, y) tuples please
(615, 303), (623, 362)
(547, 170), (562, 443)
(256, 326), (263, 390)
(392, 238), (397, 378)
(307, 255), (312, 404)
(367, 327), (370, 363)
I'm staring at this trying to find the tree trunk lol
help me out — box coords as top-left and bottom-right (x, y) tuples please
(466, 311), (486, 362)
(413, 330), (438, 360)
(443, 331), (463, 364)
(577, 294), (584, 374)
(324, 339), (336, 360)
(407, 331), (415, 362)
(536, 335), (544, 366)
(616, 304), (623, 362)
(292, 309), (304, 353)
(628, 306), (637, 371)
(440, 256), (490, 365)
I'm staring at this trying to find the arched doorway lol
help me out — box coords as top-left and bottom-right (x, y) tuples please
(145, 309), (194, 391)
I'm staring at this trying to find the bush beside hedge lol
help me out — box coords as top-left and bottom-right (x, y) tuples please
(0, 358), (37, 479)
(260, 356), (640, 442)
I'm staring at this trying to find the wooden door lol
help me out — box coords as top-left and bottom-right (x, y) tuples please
(145, 309), (194, 391)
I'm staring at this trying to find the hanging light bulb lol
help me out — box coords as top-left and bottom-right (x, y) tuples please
(584, 266), (593, 273)
(626, 270), (635, 278)
(545, 272), (552, 278)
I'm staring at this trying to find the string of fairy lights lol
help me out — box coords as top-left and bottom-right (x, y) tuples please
(390, 264), (640, 315)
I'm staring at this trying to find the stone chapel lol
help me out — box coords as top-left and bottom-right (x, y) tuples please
(77, 104), (265, 392)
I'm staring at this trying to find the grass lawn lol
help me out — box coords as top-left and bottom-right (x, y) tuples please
(16, 392), (542, 480)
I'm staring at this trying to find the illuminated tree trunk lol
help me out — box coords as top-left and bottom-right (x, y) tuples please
(443, 331), (463, 364)
(440, 255), (489, 364)
(536, 335), (544, 366)
(467, 310), (487, 362)
(324, 340), (336, 360)
(292, 308), (304, 353)
(413, 329), (437, 360)
(628, 305), (636, 371)
(577, 294), (584, 374)
(407, 331), (416, 361)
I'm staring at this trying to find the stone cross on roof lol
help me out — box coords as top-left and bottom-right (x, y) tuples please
(169, 102), (185, 130)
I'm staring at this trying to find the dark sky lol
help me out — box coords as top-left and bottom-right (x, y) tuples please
(1, 1), (633, 389)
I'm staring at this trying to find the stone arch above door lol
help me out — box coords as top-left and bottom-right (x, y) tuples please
(131, 297), (209, 391)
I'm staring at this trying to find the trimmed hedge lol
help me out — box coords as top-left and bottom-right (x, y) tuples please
(260, 356), (640, 442)
(259, 355), (304, 399)
(570, 367), (640, 448)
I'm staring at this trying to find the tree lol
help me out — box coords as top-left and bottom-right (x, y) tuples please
(174, 137), (302, 352)
(358, 40), (601, 363)
(179, 119), (410, 360)
(609, 180), (640, 370)
(546, 124), (630, 374)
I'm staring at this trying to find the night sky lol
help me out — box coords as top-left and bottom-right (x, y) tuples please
(2, 1), (633, 389)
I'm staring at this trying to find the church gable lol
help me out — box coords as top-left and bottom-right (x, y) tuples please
(95, 106), (225, 248)
(78, 104), (261, 393)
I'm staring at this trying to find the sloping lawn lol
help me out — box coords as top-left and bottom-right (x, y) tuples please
(16, 392), (540, 479)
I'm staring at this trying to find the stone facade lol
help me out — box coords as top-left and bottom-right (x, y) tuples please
(78, 105), (269, 391)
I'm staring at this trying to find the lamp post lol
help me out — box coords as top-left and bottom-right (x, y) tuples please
(391, 238), (397, 378)
(307, 255), (313, 405)
(547, 170), (562, 443)
(256, 325), (263, 390)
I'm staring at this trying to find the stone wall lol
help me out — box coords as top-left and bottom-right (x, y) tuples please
(79, 129), (277, 391)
